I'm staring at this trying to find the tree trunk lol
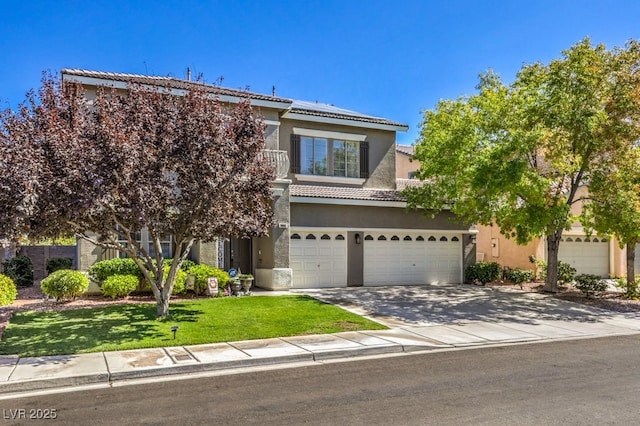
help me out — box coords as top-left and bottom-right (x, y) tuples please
(544, 231), (562, 293)
(156, 292), (170, 319)
(626, 242), (637, 298)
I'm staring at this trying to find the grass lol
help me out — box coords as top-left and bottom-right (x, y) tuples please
(0, 295), (387, 357)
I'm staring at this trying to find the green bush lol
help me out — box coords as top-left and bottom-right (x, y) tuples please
(140, 268), (188, 295)
(187, 264), (230, 295)
(613, 277), (639, 299)
(574, 274), (607, 297)
(557, 261), (577, 285)
(101, 274), (139, 299)
(1, 255), (33, 287)
(0, 274), (18, 306)
(163, 258), (196, 272)
(465, 262), (502, 284)
(46, 257), (73, 275)
(88, 258), (142, 284)
(40, 269), (89, 301)
(170, 269), (187, 295)
(504, 268), (535, 288)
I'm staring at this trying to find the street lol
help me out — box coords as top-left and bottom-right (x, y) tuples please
(2, 335), (640, 425)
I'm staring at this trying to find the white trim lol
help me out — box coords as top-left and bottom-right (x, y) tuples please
(294, 174), (365, 186)
(293, 127), (366, 141)
(62, 74), (292, 109)
(291, 195), (456, 211)
(282, 112), (409, 132)
(290, 226), (475, 234)
(264, 119), (281, 126)
(291, 196), (406, 208)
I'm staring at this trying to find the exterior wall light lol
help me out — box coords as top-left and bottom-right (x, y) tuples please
(355, 233), (362, 245)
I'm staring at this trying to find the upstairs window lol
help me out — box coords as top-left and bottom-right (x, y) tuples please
(291, 133), (369, 178)
(332, 140), (360, 178)
(301, 136), (328, 175)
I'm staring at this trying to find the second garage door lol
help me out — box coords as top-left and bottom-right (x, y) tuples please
(363, 232), (462, 285)
(558, 236), (609, 277)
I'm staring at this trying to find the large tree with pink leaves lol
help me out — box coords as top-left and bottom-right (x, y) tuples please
(0, 74), (274, 318)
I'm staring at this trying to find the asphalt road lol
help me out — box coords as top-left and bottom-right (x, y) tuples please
(2, 336), (640, 425)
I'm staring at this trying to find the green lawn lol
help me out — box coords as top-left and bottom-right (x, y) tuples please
(0, 295), (387, 357)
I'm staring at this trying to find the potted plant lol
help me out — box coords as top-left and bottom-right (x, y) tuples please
(239, 273), (254, 295)
(228, 278), (242, 296)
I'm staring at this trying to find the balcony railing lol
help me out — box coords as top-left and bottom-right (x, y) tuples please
(260, 149), (290, 180)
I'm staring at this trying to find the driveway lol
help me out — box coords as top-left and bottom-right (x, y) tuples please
(294, 283), (627, 327)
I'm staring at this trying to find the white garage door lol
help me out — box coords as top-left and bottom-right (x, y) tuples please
(364, 233), (462, 285)
(290, 231), (347, 288)
(558, 236), (609, 277)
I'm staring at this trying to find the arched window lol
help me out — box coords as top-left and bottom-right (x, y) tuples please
(336, 234), (345, 240)
(428, 236), (436, 241)
(291, 233), (301, 240)
(377, 235), (387, 241)
(306, 234), (316, 240)
(403, 236), (412, 241)
(452, 236), (459, 241)
(416, 236), (425, 241)
(440, 236), (448, 241)
(320, 234), (331, 240)
(365, 235), (374, 241)
(575, 237), (582, 242)
(391, 235), (400, 241)
(566, 237), (573, 242)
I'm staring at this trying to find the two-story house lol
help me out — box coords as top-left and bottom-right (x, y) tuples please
(65, 69), (476, 290)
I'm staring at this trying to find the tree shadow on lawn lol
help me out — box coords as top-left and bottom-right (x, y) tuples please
(0, 303), (205, 357)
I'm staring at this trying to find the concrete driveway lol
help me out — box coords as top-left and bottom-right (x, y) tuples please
(294, 283), (630, 327)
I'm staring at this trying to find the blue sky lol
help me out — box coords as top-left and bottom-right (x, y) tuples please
(2, 0), (640, 144)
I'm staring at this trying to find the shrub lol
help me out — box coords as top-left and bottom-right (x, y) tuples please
(163, 258), (196, 272)
(574, 274), (607, 297)
(0, 274), (18, 306)
(88, 258), (142, 284)
(1, 255), (33, 287)
(529, 256), (547, 281)
(46, 257), (73, 275)
(140, 268), (188, 295)
(101, 274), (139, 299)
(465, 262), (502, 284)
(187, 264), (230, 295)
(505, 268), (535, 289)
(40, 269), (89, 301)
(557, 261), (577, 285)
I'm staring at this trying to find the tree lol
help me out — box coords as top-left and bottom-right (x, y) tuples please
(0, 74), (275, 318)
(583, 145), (640, 297)
(405, 38), (640, 292)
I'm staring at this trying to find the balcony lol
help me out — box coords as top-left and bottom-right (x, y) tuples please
(260, 150), (290, 180)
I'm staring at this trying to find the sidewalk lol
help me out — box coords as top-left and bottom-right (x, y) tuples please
(2, 307), (640, 395)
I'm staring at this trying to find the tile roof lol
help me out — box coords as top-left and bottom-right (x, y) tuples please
(290, 184), (406, 202)
(62, 69), (408, 130)
(290, 100), (408, 129)
(62, 69), (292, 104)
(395, 144), (415, 156)
(395, 178), (423, 191)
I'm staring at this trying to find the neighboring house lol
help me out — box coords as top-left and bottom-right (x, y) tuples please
(65, 69), (477, 290)
(396, 146), (636, 278)
(395, 144), (418, 179)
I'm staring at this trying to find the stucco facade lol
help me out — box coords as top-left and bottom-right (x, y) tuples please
(66, 69), (476, 290)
